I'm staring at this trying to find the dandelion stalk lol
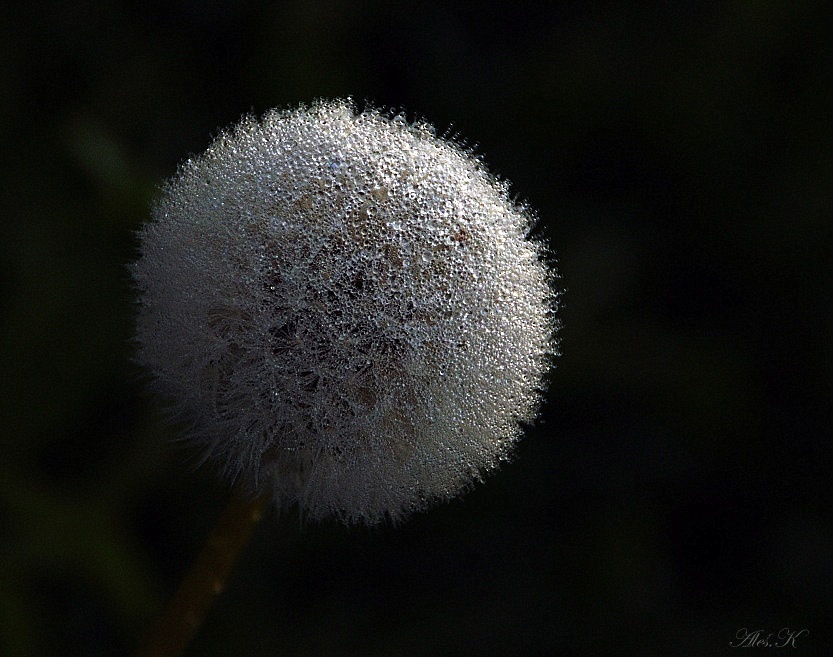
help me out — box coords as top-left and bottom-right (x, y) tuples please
(134, 489), (268, 657)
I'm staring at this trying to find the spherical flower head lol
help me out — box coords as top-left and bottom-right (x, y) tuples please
(132, 99), (557, 524)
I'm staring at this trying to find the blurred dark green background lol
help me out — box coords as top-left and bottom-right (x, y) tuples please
(2, 2), (831, 656)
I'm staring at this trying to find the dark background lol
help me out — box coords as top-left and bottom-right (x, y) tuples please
(2, 2), (831, 656)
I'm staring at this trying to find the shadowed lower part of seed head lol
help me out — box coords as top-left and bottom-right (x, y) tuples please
(132, 98), (558, 524)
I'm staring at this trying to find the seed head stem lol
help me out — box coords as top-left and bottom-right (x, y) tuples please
(133, 489), (269, 657)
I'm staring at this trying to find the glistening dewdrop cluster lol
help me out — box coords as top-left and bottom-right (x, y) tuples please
(132, 99), (558, 524)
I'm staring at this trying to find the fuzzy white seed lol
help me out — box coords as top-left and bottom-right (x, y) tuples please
(132, 99), (557, 524)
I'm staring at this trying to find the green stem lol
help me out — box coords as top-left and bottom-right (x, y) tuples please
(133, 489), (269, 657)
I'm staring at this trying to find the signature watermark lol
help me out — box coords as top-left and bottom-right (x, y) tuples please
(730, 628), (808, 648)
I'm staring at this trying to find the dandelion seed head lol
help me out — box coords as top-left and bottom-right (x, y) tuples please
(132, 99), (557, 524)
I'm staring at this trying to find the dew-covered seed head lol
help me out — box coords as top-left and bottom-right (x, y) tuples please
(131, 98), (558, 524)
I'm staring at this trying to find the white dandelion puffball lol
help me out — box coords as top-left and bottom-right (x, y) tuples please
(132, 99), (557, 524)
